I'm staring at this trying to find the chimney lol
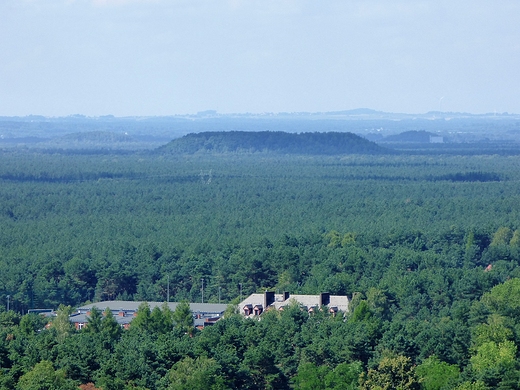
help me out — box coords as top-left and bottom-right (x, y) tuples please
(283, 291), (290, 301)
(264, 291), (275, 308)
(319, 292), (330, 306)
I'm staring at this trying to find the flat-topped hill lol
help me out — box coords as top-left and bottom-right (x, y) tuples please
(159, 131), (387, 155)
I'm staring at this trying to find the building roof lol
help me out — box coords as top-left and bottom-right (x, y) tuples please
(238, 292), (349, 317)
(76, 301), (228, 315)
(70, 300), (229, 327)
(69, 312), (131, 326)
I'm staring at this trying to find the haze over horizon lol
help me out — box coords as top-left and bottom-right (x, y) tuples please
(2, 107), (519, 120)
(1, 0), (519, 117)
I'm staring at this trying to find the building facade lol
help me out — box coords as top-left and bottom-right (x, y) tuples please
(238, 292), (349, 317)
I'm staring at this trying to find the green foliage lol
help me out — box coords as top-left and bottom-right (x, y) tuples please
(510, 230), (520, 247)
(86, 307), (102, 334)
(16, 360), (76, 390)
(481, 278), (520, 318)
(172, 301), (194, 335)
(471, 314), (513, 349)
(341, 232), (357, 247)
(54, 332), (106, 384)
(325, 231), (343, 249)
(351, 301), (373, 322)
(293, 361), (362, 390)
(153, 302), (175, 334)
(165, 356), (227, 390)
(150, 306), (170, 334)
(415, 356), (459, 390)
(18, 314), (46, 336)
(2, 153), (520, 307)
(101, 308), (122, 341)
(0, 311), (20, 329)
(3, 152), (520, 388)
(130, 302), (152, 331)
(51, 305), (74, 343)
(470, 340), (516, 375)
(241, 343), (286, 389)
(453, 381), (489, 390)
(292, 362), (328, 390)
(366, 288), (390, 320)
(324, 361), (363, 390)
(490, 227), (513, 247)
(359, 354), (420, 390)
(100, 331), (164, 389)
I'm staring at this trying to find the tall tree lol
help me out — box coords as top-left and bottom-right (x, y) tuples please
(415, 356), (459, 390)
(359, 354), (420, 390)
(17, 360), (77, 390)
(166, 356), (227, 390)
(172, 301), (194, 336)
(51, 305), (74, 343)
(85, 307), (102, 334)
(101, 308), (121, 342)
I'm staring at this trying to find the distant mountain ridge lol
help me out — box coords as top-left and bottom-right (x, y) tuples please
(1, 108), (517, 122)
(159, 131), (387, 155)
(2, 110), (519, 151)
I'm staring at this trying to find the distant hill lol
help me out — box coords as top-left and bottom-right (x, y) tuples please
(159, 131), (387, 155)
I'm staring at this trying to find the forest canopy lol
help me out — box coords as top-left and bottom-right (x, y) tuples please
(1, 145), (520, 388)
(159, 131), (387, 155)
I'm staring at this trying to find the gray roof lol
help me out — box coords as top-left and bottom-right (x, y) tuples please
(70, 312), (131, 326)
(71, 300), (229, 326)
(76, 300), (229, 315)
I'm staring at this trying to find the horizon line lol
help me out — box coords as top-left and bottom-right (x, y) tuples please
(0, 108), (518, 119)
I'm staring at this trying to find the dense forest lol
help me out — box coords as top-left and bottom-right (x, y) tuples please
(2, 135), (520, 388)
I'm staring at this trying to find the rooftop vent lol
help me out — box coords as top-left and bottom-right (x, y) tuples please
(319, 292), (330, 306)
(264, 291), (275, 308)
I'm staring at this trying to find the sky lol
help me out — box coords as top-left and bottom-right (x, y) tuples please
(1, 0), (519, 116)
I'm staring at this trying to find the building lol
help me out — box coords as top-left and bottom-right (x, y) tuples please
(238, 291), (349, 317)
(69, 300), (229, 330)
(429, 136), (444, 143)
(27, 308), (55, 318)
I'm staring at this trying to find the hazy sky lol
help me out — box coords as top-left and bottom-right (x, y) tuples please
(1, 0), (519, 116)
